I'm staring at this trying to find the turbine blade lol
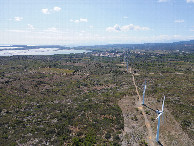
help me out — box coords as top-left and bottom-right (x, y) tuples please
(142, 81), (146, 105)
(143, 85), (146, 93)
(162, 96), (165, 112)
(143, 81), (146, 92)
(156, 113), (162, 119)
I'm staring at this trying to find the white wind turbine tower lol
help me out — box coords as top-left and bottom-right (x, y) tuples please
(142, 80), (146, 105)
(155, 96), (165, 142)
(123, 55), (126, 63)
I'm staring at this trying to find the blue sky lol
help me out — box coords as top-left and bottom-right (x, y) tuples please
(0, 0), (194, 46)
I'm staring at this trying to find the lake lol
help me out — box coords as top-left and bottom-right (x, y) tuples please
(0, 47), (91, 56)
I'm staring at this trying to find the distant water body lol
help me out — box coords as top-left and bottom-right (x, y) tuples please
(0, 47), (91, 56)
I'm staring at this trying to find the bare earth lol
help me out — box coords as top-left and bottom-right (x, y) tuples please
(132, 75), (155, 146)
(119, 74), (193, 146)
(118, 74), (154, 146)
(119, 95), (147, 145)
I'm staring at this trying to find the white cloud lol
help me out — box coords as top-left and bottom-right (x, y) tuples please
(106, 24), (150, 32)
(45, 27), (58, 32)
(14, 17), (23, 21)
(70, 18), (88, 23)
(106, 27), (116, 32)
(158, 0), (168, 2)
(53, 6), (61, 12)
(28, 24), (34, 30)
(106, 24), (121, 32)
(42, 7), (61, 14)
(80, 18), (88, 22)
(122, 24), (150, 31)
(186, 0), (194, 3)
(123, 16), (128, 19)
(74, 20), (80, 23)
(41, 9), (50, 14)
(174, 19), (184, 23)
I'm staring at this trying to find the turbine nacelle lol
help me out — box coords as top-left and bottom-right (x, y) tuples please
(155, 109), (162, 114)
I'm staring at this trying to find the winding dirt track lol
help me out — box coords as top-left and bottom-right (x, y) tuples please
(132, 75), (155, 146)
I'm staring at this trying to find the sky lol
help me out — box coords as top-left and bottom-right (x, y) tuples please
(0, 0), (194, 46)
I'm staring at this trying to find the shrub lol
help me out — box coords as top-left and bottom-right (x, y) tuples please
(139, 139), (148, 146)
(105, 133), (111, 139)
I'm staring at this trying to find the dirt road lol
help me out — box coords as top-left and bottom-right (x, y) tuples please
(132, 75), (155, 146)
(119, 74), (155, 146)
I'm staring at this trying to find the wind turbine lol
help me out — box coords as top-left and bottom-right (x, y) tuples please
(155, 96), (165, 143)
(124, 55), (126, 63)
(142, 80), (146, 105)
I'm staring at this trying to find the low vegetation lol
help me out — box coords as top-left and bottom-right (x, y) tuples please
(0, 49), (193, 145)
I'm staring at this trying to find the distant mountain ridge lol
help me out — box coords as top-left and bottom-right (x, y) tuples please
(76, 40), (194, 52)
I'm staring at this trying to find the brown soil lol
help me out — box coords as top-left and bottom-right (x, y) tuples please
(118, 74), (154, 146)
(132, 75), (155, 146)
(119, 95), (147, 145)
(119, 73), (193, 146)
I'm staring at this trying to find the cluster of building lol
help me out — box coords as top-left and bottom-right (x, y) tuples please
(92, 52), (122, 57)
